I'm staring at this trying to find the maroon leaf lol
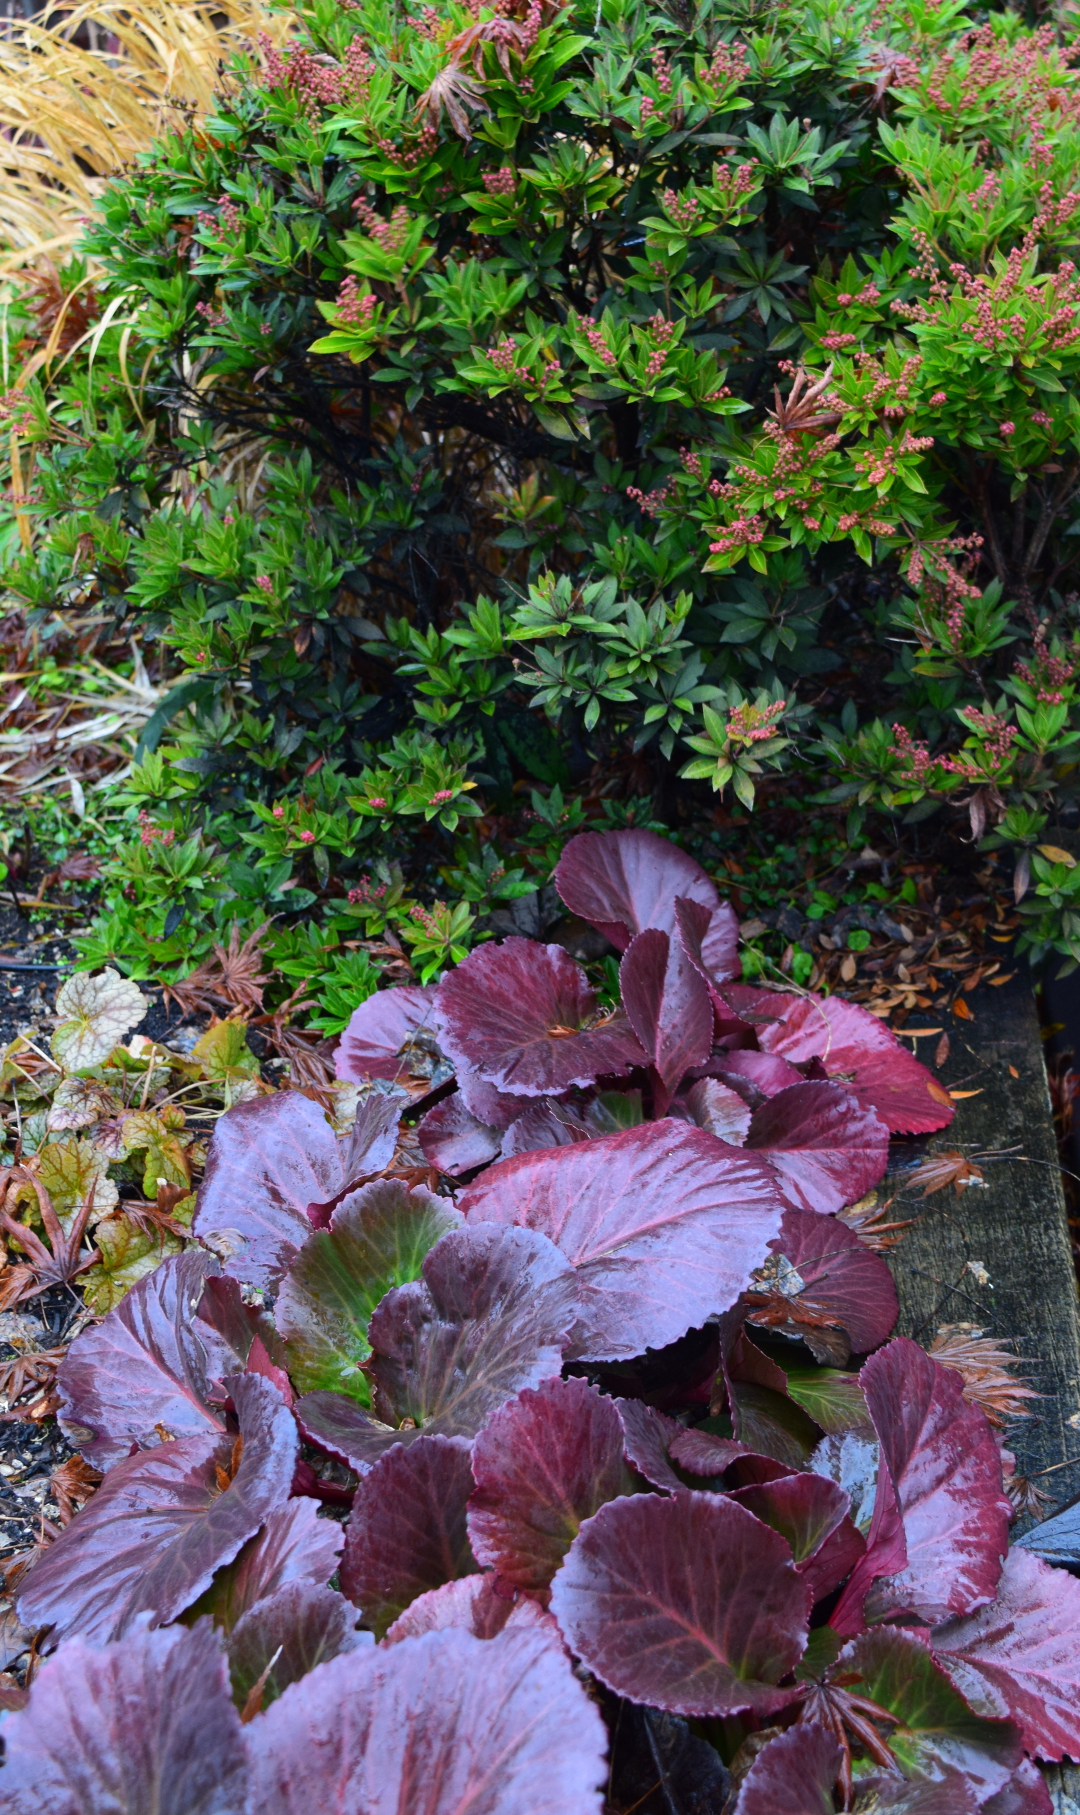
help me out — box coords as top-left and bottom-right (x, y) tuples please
(731, 1722), (842, 1814)
(619, 928), (714, 1107)
(930, 1547), (1080, 1761)
(18, 1374), (297, 1643)
(723, 986), (954, 1135)
(674, 894), (741, 991)
(244, 1627), (608, 1815)
(228, 1582), (369, 1707)
(459, 1121), (783, 1361)
(0, 1619), (247, 1815)
(434, 938), (644, 1097)
(614, 1397), (688, 1490)
(384, 1572), (555, 1643)
(838, 1626), (1021, 1799)
(982, 1761), (1055, 1815)
(798, 1512), (867, 1605)
(859, 1337), (1011, 1624)
(752, 1207), (899, 1356)
(340, 1434), (478, 1637)
(193, 1091), (398, 1289)
(551, 1490), (810, 1717)
(851, 1773), (982, 1812)
(417, 1093), (502, 1174)
(196, 1497), (345, 1629)
(334, 982), (438, 1082)
(57, 1251), (253, 1470)
(728, 1470), (850, 1566)
(501, 1099), (594, 1157)
(296, 1222), (580, 1471)
(668, 1426), (752, 1476)
(682, 1077), (753, 1143)
(720, 1326), (823, 1469)
(743, 1081), (889, 1215)
(712, 1049), (806, 1103)
(468, 1378), (632, 1589)
(554, 827), (723, 952)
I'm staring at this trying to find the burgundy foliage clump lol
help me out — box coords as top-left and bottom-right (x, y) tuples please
(7, 830), (1074, 1812)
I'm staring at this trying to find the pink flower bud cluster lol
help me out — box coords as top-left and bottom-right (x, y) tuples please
(482, 167), (517, 196)
(336, 275), (378, 327)
(661, 188), (700, 231)
(352, 201), (413, 255)
(579, 317), (617, 367)
(138, 809), (175, 849)
(348, 874), (388, 904)
(195, 299), (227, 328)
(703, 41), (749, 90)
(643, 313), (676, 384)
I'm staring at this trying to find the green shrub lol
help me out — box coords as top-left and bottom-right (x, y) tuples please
(9, 0), (1080, 972)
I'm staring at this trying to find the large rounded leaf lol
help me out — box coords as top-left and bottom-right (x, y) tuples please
(275, 1179), (462, 1398)
(550, 1491), (811, 1717)
(434, 938), (644, 1096)
(18, 1374), (297, 1643)
(674, 894), (741, 991)
(244, 1627), (608, 1815)
(723, 986), (953, 1135)
(417, 1094), (503, 1175)
(728, 1470), (851, 1566)
(340, 1434), (478, 1638)
(839, 1627), (1022, 1799)
(228, 1582), (370, 1709)
(335, 983), (438, 1082)
(384, 1573), (554, 1644)
(744, 1081), (889, 1215)
(732, 1723), (841, 1814)
(193, 1091), (398, 1289)
(57, 1251), (253, 1470)
(196, 1497), (345, 1630)
(0, 1619), (246, 1815)
(468, 1377), (632, 1589)
(619, 928), (714, 1105)
(860, 1338), (1011, 1624)
(750, 1207), (899, 1357)
(459, 1121), (784, 1360)
(296, 1222), (580, 1471)
(554, 828), (722, 951)
(931, 1547), (1080, 1762)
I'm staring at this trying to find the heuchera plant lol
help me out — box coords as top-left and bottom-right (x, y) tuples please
(5, 831), (1078, 1812)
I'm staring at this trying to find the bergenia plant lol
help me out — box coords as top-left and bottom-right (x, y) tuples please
(5, 831), (1076, 1813)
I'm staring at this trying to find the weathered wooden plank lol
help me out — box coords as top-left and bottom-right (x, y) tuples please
(885, 968), (1080, 1491)
(878, 971), (1080, 1806)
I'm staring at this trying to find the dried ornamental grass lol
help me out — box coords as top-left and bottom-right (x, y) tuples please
(0, 0), (290, 270)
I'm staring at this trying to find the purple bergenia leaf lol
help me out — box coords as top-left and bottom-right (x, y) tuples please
(296, 1222), (580, 1471)
(723, 986), (954, 1135)
(459, 1121), (783, 1360)
(728, 1470), (851, 1566)
(982, 1760), (1055, 1815)
(837, 1627), (1022, 1799)
(18, 1374), (296, 1643)
(731, 1722), (842, 1814)
(712, 1049), (807, 1104)
(554, 827), (723, 951)
(335, 983), (438, 1083)
(614, 1398), (688, 1490)
(619, 928), (714, 1109)
(930, 1547), (1080, 1761)
(468, 1378), (633, 1590)
(551, 1490), (810, 1717)
(719, 1325), (822, 1469)
(681, 1077), (752, 1143)
(674, 894), (741, 992)
(500, 1098), (593, 1158)
(857, 1337), (1011, 1626)
(749, 1207), (899, 1357)
(0, 1618), (247, 1815)
(340, 1434), (478, 1638)
(196, 1498), (344, 1629)
(384, 1573), (555, 1644)
(434, 938), (645, 1096)
(57, 1251), (254, 1470)
(850, 1773), (982, 1812)
(417, 1094), (503, 1174)
(743, 1081), (889, 1216)
(193, 1091), (398, 1289)
(668, 1426), (752, 1475)
(228, 1581), (370, 1708)
(275, 1178), (462, 1398)
(244, 1627), (608, 1815)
